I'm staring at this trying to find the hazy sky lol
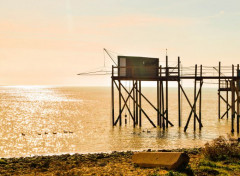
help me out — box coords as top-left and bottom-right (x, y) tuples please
(0, 0), (240, 86)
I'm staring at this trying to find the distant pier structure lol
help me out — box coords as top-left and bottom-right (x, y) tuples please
(110, 54), (240, 133)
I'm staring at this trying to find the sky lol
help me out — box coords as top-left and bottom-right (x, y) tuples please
(0, 0), (240, 86)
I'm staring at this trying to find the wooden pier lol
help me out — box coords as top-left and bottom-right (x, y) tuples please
(111, 55), (240, 133)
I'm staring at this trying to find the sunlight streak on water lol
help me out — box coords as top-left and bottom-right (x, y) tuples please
(0, 86), (238, 158)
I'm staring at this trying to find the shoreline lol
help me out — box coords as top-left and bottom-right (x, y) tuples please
(0, 148), (201, 176)
(0, 147), (200, 159)
(0, 146), (239, 175)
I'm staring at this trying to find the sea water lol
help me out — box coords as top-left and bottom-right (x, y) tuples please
(0, 86), (238, 158)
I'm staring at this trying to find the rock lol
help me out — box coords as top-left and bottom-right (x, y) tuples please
(96, 153), (105, 159)
(132, 152), (189, 170)
(99, 162), (107, 167)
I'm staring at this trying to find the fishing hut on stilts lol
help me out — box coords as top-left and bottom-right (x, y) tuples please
(78, 48), (240, 133)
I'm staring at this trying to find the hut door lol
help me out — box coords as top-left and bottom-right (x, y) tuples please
(119, 58), (126, 77)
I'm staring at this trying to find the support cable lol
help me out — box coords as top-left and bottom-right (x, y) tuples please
(104, 48), (118, 66)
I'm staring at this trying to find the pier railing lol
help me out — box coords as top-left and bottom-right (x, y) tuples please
(112, 66), (179, 78)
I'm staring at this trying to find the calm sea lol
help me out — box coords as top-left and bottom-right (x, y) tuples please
(0, 86), (238, 158)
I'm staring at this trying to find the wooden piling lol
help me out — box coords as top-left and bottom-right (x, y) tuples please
(194, 64), (197, 131)
(139, 81), (142, 127)
(157, 81), (160, 126)
(133, 80), (136, 124)
(161, 81), (165, 129)
(237, 64), (239, 133)
(136, 81), (138, 125)
(226, 80), (229, 119)
(111, 68), (115, 126)
(231, 65), (235, 133)
(218, 62), (221, 119)
(178, 57), (181, 127)
(166, 55), (169, 128)
(199, 65), (202, 130)
(159, 66), (162, 128)
(119, 80), (122, 126)
(231, 80), (235, 133)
